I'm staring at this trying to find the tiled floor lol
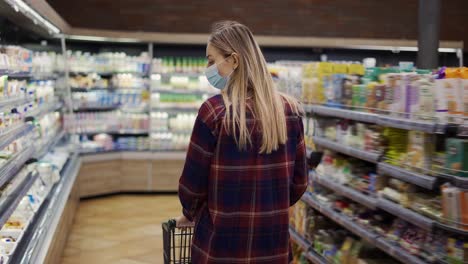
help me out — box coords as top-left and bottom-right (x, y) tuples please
(61, 195), (181, 264)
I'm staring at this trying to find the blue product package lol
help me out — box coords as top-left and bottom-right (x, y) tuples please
(332, 74), (345, 108)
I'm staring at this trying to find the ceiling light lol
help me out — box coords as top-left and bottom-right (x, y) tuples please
(67, 35), (141, 43)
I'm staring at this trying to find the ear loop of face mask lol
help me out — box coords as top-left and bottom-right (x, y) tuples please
(205, 54), (236, 90)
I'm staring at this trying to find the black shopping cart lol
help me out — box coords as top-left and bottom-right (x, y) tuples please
(162, 219), (194, 264)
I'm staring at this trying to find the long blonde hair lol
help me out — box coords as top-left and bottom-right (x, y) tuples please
(209, 21), (301, 154)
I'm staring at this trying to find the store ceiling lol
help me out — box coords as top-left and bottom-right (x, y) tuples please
(45, 0), (468, 48)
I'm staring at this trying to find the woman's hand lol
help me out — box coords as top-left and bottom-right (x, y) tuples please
(176, 215), (194, 228)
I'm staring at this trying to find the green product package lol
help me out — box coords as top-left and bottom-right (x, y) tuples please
(445, 138), (468, 177)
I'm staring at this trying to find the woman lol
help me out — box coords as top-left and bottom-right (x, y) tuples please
(177, 21), (307, 264)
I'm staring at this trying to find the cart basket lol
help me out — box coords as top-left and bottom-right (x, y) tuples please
(162, 219), (194, 264)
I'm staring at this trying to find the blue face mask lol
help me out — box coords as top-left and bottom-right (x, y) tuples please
(205, 56), (233, 90)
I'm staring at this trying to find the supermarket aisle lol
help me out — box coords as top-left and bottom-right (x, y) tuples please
(61, 195), (181, 264)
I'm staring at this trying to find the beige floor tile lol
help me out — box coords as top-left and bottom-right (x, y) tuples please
(62, 195), (181, 263)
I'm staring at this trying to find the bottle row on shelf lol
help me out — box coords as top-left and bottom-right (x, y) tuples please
(152, 57), (207, 74)
(67, 51), (150, 75)
(76, 132), (191, 153)
(69, 73), (150, 90)
(64, 111), (149, 134)
(150, 112), (196, 133)
(72, 90), (149, 110)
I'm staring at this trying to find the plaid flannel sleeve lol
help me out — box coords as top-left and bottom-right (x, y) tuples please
(178, 108), (217, 222)
(290, 117), (308, 206)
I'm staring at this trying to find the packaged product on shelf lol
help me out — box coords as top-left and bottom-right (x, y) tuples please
(383, 128), (408, 165)
(462, 68), (468, 125)
(406, 131), (433, 171)
(441, 184), (462, 228)
(32, 51), (60, 75)
(302, 62), (333, 104)
(341, 76), (358, 107)
(445, 138), (468, 178)
(1, 46), (33, 73)
(407, 75), (435, 120)
(435, 68), (463, 123)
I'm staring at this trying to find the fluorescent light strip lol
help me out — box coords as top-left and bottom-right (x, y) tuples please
(66, 35), (141, 43)
(5, 0), (60, 35)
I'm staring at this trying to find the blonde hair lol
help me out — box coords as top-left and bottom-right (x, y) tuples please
(209, 21), (301, 154)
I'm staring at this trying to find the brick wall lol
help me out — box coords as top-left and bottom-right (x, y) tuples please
(47, 0), (467, 48)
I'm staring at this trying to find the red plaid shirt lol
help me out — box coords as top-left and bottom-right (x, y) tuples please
(179, 95), (307, 264)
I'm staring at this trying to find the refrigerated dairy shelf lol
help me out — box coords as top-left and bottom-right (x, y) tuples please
(152, 88), (217, 96)
(72, 129), (149, 136)
(68, 71), (148, 77)
(0, 124), (34, 151)
(3, 72), (32, 79)
(11, 152), (80, 264)
(26, 101), (63, 120)
(377, 162), (437, 190)
(33, 130), (66, 159)
(301, 192), (429, 264)
(72, 105), (120, 112)
(313, 174), (377, 209)
(289, 227), (327, 264)
(312, 136), (381, 163)
(0, 147), (35, 188)
(376, 197), (434, 231)
(0, 170), (39, 230)
(0, 97), (31, 111)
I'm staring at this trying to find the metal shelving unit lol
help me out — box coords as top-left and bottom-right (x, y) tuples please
(0, 97), (31, 111)
(376, 115), (437, 133)
(374, 238), (428, 264)
(301, 193), (378, 243)
(0, 147), (35, 188)
(33, 130), (67, 160)
(12, 152), (81, 264)
(312, 136), (381, 163)
(376, 197), (434, 231)
(377, 162), (437, 190)
(0, 124), (34, 151)
(313, 174), (377, 209)
(0, 170), (39, 229)
(289, 227), (327, 264)
(307, 105), (378, 124)
(301, 192), (430, 264)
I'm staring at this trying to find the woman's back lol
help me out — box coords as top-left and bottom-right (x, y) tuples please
(179, 95), (307, 263)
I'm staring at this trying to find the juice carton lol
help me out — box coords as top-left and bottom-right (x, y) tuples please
(329, 74), (345, 107)
(375, 83), (387, 114)
(407, 75), (435, 120)
(442, 68), (463, 123)
(445, 138), (468, 177)
(365, 82), (378, 112)
(461, 190), (468, 231)
(407, 131), (433, 171)
(389, 73), (406, 118)
(461, 68), (468, 125)
(333, 63), (348, 74)
(341, 76), (359, 107)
